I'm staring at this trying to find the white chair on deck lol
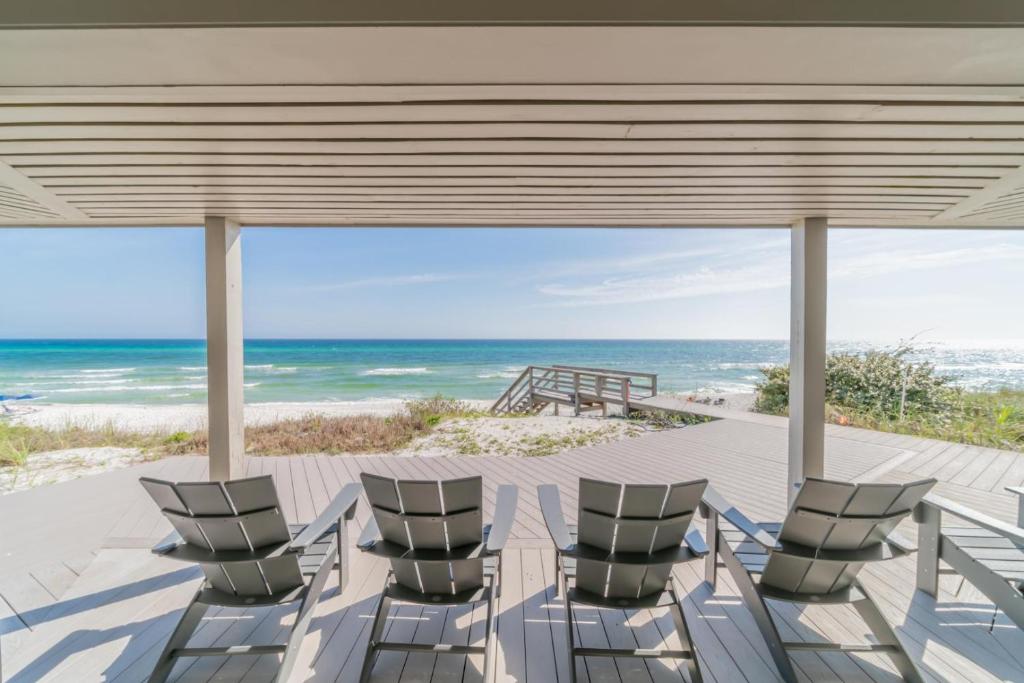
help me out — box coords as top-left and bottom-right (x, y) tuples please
(702, 476), (935, 683)
(140, 475), (361, 683)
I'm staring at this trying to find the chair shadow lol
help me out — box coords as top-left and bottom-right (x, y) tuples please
(319, 591), (492, 683)
(12, 580), (376, 682)
(896, 589), (1024, 680)
(687, 577), (936, 683)
(1, 566), (197, 633)
(6, 567), (200, 683)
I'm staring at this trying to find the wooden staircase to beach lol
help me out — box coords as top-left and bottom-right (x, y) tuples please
(490, 365), (657, 416)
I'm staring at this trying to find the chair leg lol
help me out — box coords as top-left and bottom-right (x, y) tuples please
(275, 546), (337, 683)
(359, 589), (393, 683)
(717, 541), (799, 683)
(563, 592), (578, 683)
(148, 590), (208, 683)
(482, 581), (500, 683)
(668, 581), (704, 683)
(704, 511), (719, 590)
(337, 519), (350, 593)
(851, 584), (925, 683)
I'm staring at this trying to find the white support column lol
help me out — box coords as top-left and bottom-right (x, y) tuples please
(788, 217), (828, 504)
(204, 216), (245, 481)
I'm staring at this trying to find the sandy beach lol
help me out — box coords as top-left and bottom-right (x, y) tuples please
(6, 392), (753, 433)
(6, 399), (491, 433)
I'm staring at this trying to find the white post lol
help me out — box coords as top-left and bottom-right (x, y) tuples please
(789, 217), (828, 504)
(205, 216), (245, 481)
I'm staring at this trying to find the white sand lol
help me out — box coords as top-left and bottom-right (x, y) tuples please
(0, 446), (148, 494)
(8, 399), (493, 433)
(663, 391), (757, 412)
(8, 393), (754, 433)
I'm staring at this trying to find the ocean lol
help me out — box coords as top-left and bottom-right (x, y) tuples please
(1, 339), (1023, 405)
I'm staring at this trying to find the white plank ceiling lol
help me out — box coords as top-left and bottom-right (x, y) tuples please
(1, 14), (1024, 227)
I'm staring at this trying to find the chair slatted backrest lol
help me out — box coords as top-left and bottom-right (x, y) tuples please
(361, 473), (484, 596)
(575, 478), (707, 599)
(760, 477), (935, 595)
(141, 475), (305, 597)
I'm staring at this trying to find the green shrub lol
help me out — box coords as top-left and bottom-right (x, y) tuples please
(404, 394), (478, 422)
(753, 345), (1023, 452)
(754, 344), (957, 420)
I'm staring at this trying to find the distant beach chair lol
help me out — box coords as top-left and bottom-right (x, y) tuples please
(702, 477), (935, 683)
(140, 475), (361, 683)
(357, 473), (518, 683)
(538, 478), (708, 682)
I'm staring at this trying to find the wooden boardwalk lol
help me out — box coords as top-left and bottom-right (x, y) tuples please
(3, 416), (1024, 682)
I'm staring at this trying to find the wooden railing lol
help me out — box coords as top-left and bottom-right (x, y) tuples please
(490, 364), (657, 414)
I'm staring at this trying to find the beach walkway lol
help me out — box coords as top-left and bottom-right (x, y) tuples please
(2, 416), (1024, 682)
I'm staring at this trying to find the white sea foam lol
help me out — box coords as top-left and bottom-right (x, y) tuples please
(245, 364), (275, 370)
(178, 366), (206, 371)
(361, 367), (432, 376)
(51, 384), (208, 394)
(476, 371), (522, 379)
(715, 362), (776, 370)
(80, 367), (135, 374)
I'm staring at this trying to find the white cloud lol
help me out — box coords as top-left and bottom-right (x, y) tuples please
(535, 239), (1024, 307)
(537, 262), (789, 306)
(830, 243), (1024, 280)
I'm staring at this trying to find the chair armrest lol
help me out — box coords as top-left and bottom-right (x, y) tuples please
(701, 485), (781, 551)
(1006, 486), (1024, 498)
(538, 484), (574, 552)
(684, 523), (709, 557)
(884, 531), (916, 554)
(289, 483), (361, 551)
(922, 493), (1024, 546)
(357, 516), (382, 550)
(486, 484), (518, 553)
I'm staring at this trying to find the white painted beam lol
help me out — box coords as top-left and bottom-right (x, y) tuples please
(933, 164), (1024, 221)
(205, 216), (245, 481)
(789, 216), (828, 503)
(0, 159), (88, 220)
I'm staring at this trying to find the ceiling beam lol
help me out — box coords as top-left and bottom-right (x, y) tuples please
(3, 0), (1024, 28)
(933, 165), (1024, 220)
(0, 159), (88, 220)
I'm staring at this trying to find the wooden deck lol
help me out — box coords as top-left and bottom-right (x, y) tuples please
(3, 415), (1024, 682)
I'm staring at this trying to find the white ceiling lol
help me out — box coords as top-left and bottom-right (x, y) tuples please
(1, 15), (1023, 227)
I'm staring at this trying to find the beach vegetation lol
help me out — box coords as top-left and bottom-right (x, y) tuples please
(753, 345), (1024, 452)
(0, 419), (168, 467)
(627, 409), (713, 429)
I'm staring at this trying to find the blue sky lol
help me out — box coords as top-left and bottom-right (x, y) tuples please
(1, 227), (1022, 342)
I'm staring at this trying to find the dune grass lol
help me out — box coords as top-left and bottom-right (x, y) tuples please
(0, 420), (170, 467)
(0, 394), (485, 466)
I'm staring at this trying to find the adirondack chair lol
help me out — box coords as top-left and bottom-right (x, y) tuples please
(538, 478), (709, 683)
(356, 473), (518, 683)
(140, 475), (361, 683)
(702, 477), (935, 683)
(915, 489), (1024, 630)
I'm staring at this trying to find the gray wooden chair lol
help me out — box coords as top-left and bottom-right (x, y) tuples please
(140, 475), (361, 683)
(356, 473), (518, 683)
(702, 477), (935, 683)
(538, 478), (709, 683)
(915, 489), (1024, 631)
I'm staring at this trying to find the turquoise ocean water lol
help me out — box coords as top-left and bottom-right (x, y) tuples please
(1, 339), (1022, 405)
